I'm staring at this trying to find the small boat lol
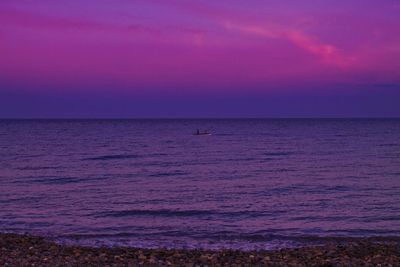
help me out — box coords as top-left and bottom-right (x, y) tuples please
(194, 132), (211, 136)
(193, 130), (211, 136)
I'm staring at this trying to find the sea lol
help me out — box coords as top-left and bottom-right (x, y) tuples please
(0, 119), (400, 250)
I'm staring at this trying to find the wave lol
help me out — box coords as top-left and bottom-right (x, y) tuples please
(9, 176), (85, 185)
(54, 230), (400, 251)
(31, 177), (84, 185)
(225, 157), (259, 162)
(149, 171), (188, 177)
(16, 166), (63, 171)
(92, 209), (266, 219)
(0, 196), (44, 204)
(199, 231), (400, 243)
(379, 143), (400, 147)
(224, 152), (297, 162)
(84, 154), (140, 161)
(262, 152), (295, 156)
(94, 209), (216, 218)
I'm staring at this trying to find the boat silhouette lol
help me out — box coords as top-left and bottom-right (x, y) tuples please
(193, 129), (211, 136)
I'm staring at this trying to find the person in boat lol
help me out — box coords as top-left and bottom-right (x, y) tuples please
(196, 129), (200, 135)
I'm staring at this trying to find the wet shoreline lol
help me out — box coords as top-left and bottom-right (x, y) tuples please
(1, 233), (399, 266)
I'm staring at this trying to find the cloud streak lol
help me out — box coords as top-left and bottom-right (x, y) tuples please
(225, 23), (352, 67)
(144, 1), (354, 67)
(0, 8), (208, 46)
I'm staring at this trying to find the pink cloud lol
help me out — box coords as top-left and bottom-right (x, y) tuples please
(142, 1), (355, 68)
(220, 20), (353, 68)
(284, 30), (353, 67)
(0, 9), (209, 46)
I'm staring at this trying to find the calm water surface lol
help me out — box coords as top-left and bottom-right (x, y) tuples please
(0, 119), (400, 250)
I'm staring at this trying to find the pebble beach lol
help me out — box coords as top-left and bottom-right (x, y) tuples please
(1, 233), (399, 266)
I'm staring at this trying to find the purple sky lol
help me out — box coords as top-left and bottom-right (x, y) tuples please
(1, 0), (399, 117)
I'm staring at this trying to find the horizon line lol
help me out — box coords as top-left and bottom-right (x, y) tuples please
(1, 117), (400, 120)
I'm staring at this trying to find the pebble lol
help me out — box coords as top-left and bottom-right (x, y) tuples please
(0, 233), (399, 266)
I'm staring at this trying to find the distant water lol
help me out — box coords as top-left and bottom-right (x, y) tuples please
(1, 119), (400, 250)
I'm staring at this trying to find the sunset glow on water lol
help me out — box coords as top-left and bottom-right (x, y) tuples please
(1, 119), (399, 250)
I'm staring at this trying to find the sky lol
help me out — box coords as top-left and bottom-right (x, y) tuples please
(1, 0), (400, 118)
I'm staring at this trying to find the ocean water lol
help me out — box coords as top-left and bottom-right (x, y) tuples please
(1, 119), (400, 250)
